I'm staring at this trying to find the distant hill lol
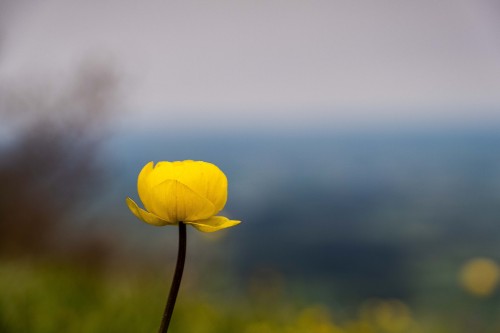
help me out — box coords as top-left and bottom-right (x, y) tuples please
(104, 129), (500, 303)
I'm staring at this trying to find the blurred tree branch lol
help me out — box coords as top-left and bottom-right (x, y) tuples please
(0, 61), (120, 258)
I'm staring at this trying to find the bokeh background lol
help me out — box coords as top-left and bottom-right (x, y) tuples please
(1, 1), (500, 332)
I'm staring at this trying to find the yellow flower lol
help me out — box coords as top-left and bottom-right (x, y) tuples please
(126, 160), (241, 232)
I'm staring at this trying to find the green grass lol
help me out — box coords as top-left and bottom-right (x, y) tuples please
(0, 259), (499, 333)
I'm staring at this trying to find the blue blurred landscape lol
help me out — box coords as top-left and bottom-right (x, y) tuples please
(106, 128), (500, 304)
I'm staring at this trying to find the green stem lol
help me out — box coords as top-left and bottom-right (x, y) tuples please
(158, 222), (187, 333)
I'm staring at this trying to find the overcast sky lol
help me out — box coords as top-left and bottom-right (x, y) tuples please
(1, 0), (500, 130)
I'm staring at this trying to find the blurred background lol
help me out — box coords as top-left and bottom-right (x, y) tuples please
(1, 0), (500, 332)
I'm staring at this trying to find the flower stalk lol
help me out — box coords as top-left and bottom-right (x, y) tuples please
(158, 222), (187, 333)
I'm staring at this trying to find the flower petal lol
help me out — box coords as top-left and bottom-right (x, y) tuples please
(137, 161), (155, 211)
(126, 197), (174, 226)
(185, 216), (241, 233)
(149, 179), (216, 222)
(149, 161), (228, 213)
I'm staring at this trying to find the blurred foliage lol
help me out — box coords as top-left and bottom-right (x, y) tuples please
(1, 259), (500, 333)
(0, 62), (119, 257)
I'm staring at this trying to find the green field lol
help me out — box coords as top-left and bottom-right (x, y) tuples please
(1, 259), (500, 333)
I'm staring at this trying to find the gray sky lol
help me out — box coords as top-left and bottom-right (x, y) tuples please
(1, 0), (500, 130)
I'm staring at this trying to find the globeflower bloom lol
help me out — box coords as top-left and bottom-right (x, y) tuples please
(126, 160), (240, 332)
(126, 160), (241, 232)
